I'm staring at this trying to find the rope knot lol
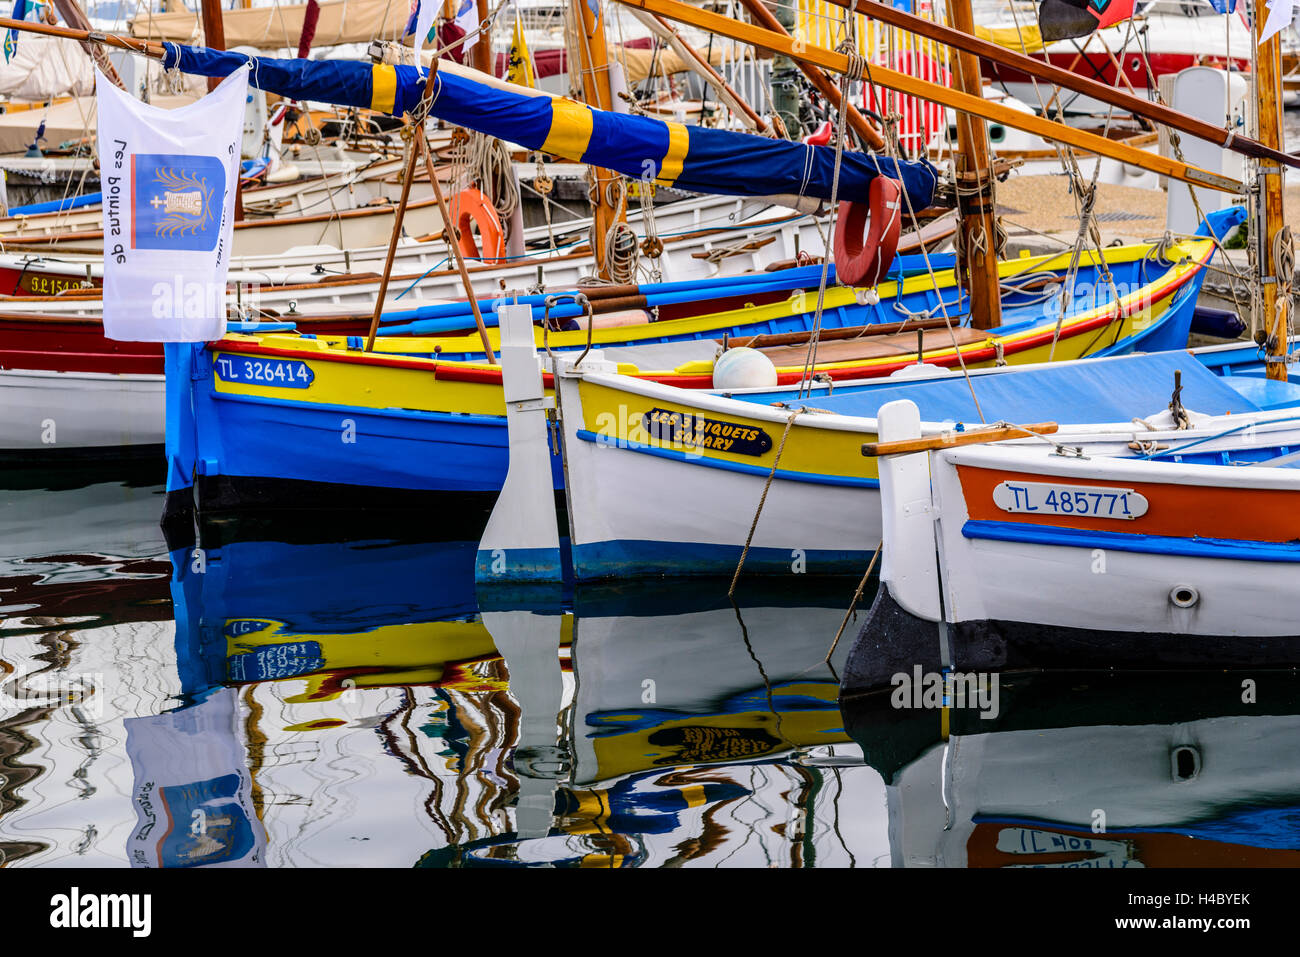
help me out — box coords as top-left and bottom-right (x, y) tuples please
(835, 41), (866, 82)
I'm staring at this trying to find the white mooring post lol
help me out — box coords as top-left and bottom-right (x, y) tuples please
(876, 400), (943, 625)
(475, 303), (563, 584)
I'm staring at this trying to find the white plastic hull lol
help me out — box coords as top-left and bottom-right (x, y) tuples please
(0, 367), (164, 451)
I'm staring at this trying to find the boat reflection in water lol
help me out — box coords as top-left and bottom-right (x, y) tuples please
(0, 477), (173, 867)
(841, 671), (1300, 867)
(11, 488), (1297, 867)
(425, 582), (859, 867)
(165, 512), (865, 867)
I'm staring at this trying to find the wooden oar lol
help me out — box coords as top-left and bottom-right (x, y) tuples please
(862, 421), (1058, 456)
(611, 0), (1243, 193)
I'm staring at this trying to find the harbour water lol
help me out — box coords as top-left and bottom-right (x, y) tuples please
(3, 468), (1296, 868)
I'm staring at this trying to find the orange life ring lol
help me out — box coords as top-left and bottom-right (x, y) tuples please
(455, 187), (506, 263)
(833, 176), (902, 287)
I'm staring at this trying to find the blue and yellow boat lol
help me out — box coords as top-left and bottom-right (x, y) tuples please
(166, 220), (1227, 512)
(155, 45), (1232, 514)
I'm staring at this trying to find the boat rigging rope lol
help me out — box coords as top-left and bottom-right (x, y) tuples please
(1049, 15), (1151, 364)
(532, 156), (557, 251)
(463, 130), (521, 238)
(637, 180), (663, 282)
(1271, 224), (1296, 364)
(793, 25), (859, 400)
(728, 407), (801, 598)
(874, 37), (985, 423)
(1128, 18), (1255, 327)
(824, 539), (882, 664)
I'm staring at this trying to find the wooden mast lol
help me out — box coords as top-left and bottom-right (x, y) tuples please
(1255, 10), (1290, 381)
(946, 0), (1000, 330)
(199, 0), (243, 221)
(572, 0), (627, 279)
(472, 0), (493, 76)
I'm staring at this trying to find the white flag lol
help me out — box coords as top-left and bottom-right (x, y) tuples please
(124, 689), (267, 868)
(412, 0), (437, 60)
(96, 66), (248, 342)
(454, 0), (480, 53)
(1259, 0), (1295, 45)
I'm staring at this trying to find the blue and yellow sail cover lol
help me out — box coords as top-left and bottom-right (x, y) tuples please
(162, 44), (938, 211)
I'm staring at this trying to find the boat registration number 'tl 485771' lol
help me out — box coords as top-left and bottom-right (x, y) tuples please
(993, 481), (1149, 520)
(214, 354), (315, 388)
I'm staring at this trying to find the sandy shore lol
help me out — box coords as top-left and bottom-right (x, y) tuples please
(994, 173), (1299, 248)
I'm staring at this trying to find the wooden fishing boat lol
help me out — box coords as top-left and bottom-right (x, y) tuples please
(545, 336), (1300, 581)
(841, 392), (1300, 689)
(0, 197), (836, 306)
(0, 155), (409, 239)
(163, 227), (1223, 515)
(0, 193), (447, 258)
(0, 202), (850, 457)
(0, 192), (835, 299)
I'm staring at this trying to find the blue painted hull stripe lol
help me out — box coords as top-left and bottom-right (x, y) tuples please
(211, 387), (509, 427)
(574, 429), (879, 488)
(572, 539), (870, 579)
(962, 520), (1300, 563)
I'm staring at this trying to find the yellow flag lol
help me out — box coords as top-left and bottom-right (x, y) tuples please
(506, 18), (535, 88)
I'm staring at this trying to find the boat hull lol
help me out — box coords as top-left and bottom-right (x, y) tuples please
(193, 386), (566, 505)
(168, 229), (1218, 510)
(0, 367), (164, 452)
(843, 407), (1300, 696)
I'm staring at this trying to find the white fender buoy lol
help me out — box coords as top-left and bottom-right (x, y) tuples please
(713, 347), (778, 390)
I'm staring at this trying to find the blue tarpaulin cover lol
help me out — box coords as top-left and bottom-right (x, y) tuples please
(161, 44), (938, 211)
(751, 350), (1264, 425)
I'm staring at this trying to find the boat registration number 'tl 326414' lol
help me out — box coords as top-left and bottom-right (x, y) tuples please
(993, 481), (1149, 520)
(214, 354), (315, 389)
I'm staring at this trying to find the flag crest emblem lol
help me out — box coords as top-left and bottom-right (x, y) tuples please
(132, 153), (224, 251)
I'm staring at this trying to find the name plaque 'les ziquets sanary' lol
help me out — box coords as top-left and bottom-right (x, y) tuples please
(96, 65), (247, 343)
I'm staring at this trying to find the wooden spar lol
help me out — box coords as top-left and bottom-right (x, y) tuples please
(0, 16), (165, 57)
(200, 0), (244, 221)
(364, 66), (439, 354)
(1255, 17), (1289, 382)
(861, 422), (1059, 457)
(473, 0), (493, 76)
(365, 51), (495, 360)
(572, 0), (627, 279)
(417, 134), (497, 363)
(612, 0), (1243, 193)
(823, 0), (1300, 174)
(946, 0), (1001, 331)
(198, 0), (225, 93)
(50, 0), (124, 89)
(626, 8), (767, 132)
(734, 0), (883, 149)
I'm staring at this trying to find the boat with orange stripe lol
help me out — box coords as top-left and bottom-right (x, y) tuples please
(841, 394), (1300, 692)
